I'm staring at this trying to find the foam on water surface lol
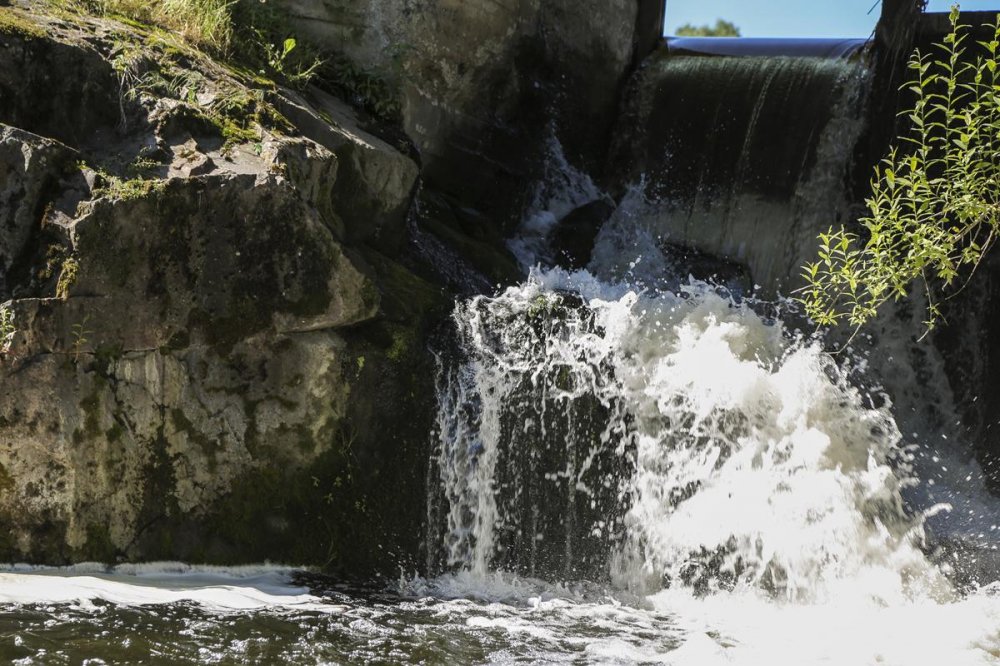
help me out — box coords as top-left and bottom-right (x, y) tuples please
(0, 563), (338, 612)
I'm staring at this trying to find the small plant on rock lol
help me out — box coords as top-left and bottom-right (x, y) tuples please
(263, 36), (322, 88)
(0, 305), (15, 356)
(71, 315), (92, 364)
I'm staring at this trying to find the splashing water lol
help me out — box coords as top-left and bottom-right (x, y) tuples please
(423, 256), (1000, 663)
(433, 267), (938, 596)
(422, 132), (1000, 660)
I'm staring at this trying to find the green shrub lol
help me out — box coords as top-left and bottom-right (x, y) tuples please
(799, 6), (1000, 331)
(316, 53), (403, 123)
(227, 0), (324, 87)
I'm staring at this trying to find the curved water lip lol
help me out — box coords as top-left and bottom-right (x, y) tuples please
(665, 37), (870, 59)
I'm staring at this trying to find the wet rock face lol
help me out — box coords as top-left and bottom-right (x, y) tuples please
(282, 0), (651, 230)
(0, 7), (438, 572)
(934, 251), (1000, 494)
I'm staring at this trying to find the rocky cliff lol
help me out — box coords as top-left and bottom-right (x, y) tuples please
(0, 3), (437, 572)
(0, 0), (658, 573)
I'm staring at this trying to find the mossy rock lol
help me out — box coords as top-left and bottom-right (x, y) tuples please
(0, 7), (44, 40)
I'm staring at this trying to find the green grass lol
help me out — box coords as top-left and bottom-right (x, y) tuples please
(58, 0), (233, 51)
(53, 0), (323, 85)
(0, 305), (14, 353)
(51, 0), (402, 128)
(94, 171), (167, 201)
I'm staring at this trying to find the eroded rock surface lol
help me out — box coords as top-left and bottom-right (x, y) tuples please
(0, 5), (438, 572)
(0, 126), (74, 298)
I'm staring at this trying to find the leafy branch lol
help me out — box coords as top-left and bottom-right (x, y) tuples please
(799, 5), (1000, 331)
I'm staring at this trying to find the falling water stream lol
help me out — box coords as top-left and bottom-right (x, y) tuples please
(4, 49), (1000, 665)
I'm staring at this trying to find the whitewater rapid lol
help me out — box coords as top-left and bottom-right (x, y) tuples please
(422, 265), (1000, 664)
(419, 135), (1000, 662)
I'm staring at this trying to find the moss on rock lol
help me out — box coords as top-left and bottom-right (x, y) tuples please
(0, 7), (44, 40)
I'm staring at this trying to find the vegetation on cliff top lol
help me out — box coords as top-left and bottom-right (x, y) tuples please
(53, 0), (323, 86)
(0, 6), (46, 38)
(799, 6), (1000, 331)
(0, 305), (14, 356)
(63, 0), (235, 50)
(51, 0), (402, 121)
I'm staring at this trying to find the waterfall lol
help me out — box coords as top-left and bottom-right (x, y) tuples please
(608, 51), (870, 294)
(417, 43), (1000, 666)
(429, 255), (953, 602)
(431, 276), (634, 581)
(425, 42), (999, 602)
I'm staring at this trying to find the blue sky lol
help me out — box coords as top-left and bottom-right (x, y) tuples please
(664, 0), (1000, 38)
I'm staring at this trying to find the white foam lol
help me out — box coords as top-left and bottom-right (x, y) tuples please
(647, 586), (1000, 666)
(439, 269), (946, 601)
(0, 563), (339, 612)
(429, 262), (1000, 662)
(397, 570), (1000, 665)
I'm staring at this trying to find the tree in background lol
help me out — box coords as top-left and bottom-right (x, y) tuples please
(674, 19), (741, 37)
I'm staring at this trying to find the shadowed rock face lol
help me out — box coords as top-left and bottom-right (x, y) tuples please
(281, 0), (658, 231)
(0, 127), (75, 299)
(0, 6), (441, 573)
(549, 200), (616, 270)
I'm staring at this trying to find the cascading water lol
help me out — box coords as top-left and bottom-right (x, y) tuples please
(608, 50), (870, 294)
(419, 47), (1000, 663)
(418, 203), (1000, 662)
(432, 265), (944, 601)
